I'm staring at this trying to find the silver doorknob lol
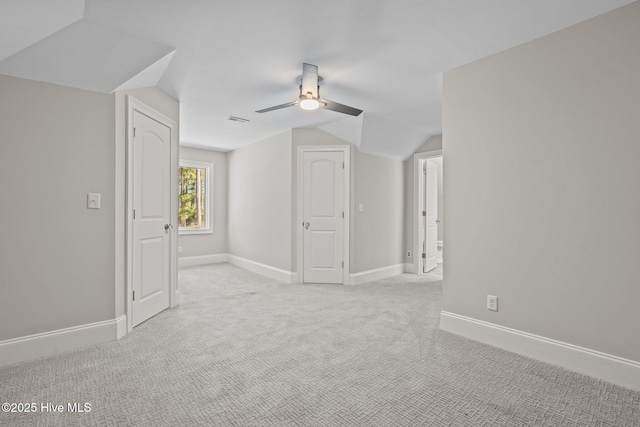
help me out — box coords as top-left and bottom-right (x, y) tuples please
(436, 219), (441, 223)
(165, 224), (173, 232)
(304, 222), (310, 229)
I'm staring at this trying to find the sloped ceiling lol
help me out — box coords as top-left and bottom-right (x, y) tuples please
(0, 0), (635, 159)
(0, 19), (175, 93)
(0, 0), (84, 60)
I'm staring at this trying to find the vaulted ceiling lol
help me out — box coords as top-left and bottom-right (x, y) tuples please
(1, 0), (634, 158)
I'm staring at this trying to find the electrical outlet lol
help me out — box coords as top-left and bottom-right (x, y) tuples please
(487, 295), (498, 312)
(407, 251), (411, 257)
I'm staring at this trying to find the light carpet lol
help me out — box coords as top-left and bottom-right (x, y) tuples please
(0, 263), (638, 426)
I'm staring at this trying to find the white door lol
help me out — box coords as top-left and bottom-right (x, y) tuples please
(132, 110), (172, 326)
(423, 159), (438, 273)
(303, 151), (344, 284)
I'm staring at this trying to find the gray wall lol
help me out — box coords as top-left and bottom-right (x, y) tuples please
(229, 127), (405, 276)
(442, 2), (640, 361)
(352, 150), (405, 273)
(292, 128), (404, 274)
(404, 135), (442, 265)
(291, 128), (356, 273)
(0, 74), (115, 340)
(178, 147), (228, 258)
(227, 131), (292, 271)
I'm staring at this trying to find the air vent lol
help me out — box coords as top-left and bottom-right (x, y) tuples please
(228, 116), (249, 123)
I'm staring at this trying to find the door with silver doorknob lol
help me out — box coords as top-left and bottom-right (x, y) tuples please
(302, 151), (345, 284)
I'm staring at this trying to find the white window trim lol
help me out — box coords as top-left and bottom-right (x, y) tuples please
(179, 159), (214, 235)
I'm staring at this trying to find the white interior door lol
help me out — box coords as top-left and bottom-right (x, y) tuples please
(132, 110), (171, 326)
(303, 151), (344, 284)
(423, 159), (438, 273)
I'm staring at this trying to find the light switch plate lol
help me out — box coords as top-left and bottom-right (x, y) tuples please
(487, 295), (498, 312)
(87, 193), (101, 209)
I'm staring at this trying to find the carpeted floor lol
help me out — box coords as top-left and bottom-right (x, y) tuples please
(1, 263), (638, 426)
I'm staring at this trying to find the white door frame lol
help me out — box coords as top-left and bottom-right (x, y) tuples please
(296, 145), (350, 284)
(412, 150), (442, 275)
(125, 96), (178, 333)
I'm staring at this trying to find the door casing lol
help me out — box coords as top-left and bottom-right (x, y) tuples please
(422, 158), (439, 273)
(411, 150), (442, 275)
(296, 145), (350, 284)
(125, 96), (178, 333)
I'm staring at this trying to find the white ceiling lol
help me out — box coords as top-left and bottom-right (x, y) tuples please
(0, 0), (634, 159)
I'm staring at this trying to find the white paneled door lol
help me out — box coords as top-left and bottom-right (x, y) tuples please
(132, 110), (171, 326)
(303, 151), (344, 284)
(423, 159), (438, 273)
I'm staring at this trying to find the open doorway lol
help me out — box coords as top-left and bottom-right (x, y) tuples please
(418, 156), (443, 278)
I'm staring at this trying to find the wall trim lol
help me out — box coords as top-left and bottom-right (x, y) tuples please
(178, 253), (228, 267)
(440, 311), (640, 391)
(227, 255), (296, 283)
(0, 315), (127, 367)
(412, 150), (443, 276)
(349, 264), (404, 285)
(116, 315), (127, 339)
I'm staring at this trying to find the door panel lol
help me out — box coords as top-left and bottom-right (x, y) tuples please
(132, 110), (171, 326)
(424, 159), (438, 273)
(140, 238), (163, 299)
(303, 152), (344, 284)
(311, 231), (337, 268)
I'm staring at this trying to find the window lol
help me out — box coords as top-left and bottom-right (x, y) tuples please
(178, 160), (213, 234)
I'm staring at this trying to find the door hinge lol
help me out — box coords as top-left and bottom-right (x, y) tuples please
(422, 253), (426, 259)
(133, 209), (136, 219)
(133, 291), (135, 301)
(422, 210), (426, 216)
(342, 261), (344, 268)
(342, 162), (344, 169)
(133, 127), (136, 137)
(342, 211), (344, 219)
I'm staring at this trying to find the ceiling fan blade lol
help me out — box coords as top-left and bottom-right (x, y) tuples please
(301, 63), (319, 98)
(320, 99), (363, 116)
(255, 100), (298, 113)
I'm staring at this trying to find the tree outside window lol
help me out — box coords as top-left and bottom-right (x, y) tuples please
(179, 160), (213, 234)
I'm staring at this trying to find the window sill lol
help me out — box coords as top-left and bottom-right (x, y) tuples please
(179, 228), (213, 236)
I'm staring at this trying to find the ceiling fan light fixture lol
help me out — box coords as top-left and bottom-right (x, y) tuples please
(299, 98), (320, 110)
(299, 92), (320, 110)
(256, 64), (362, 116)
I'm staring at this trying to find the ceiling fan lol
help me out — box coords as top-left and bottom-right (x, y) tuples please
(256, 63), (363, 117)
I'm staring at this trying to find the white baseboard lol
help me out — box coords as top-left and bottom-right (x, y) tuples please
(349, 264), (405, 285)
(227, 255), (295, 283)
(178, 253), (228, 267)
(0, 315), (127, 367)
(173, 289), (182, 307)
(440, 311), (640, 391)
(116, 315), (127, 339)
